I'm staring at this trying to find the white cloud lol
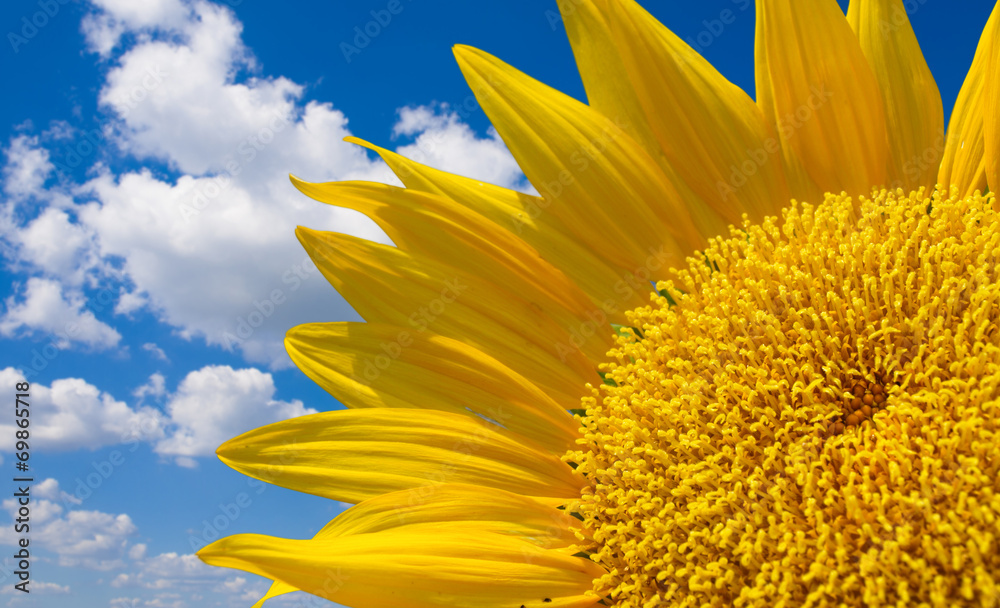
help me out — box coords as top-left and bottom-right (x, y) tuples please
(129, 543), (148, 560)
(134, 372), (167, 403)
(0, 3), (342, 371)
(94, 1), (387, 184)
(141, 552), (215, 581)
(155, 365), (314, 466)
(35, 478), (83, 506)
(0, 365), (307, 465)
(0, 580), (70, 595)
(80, 12), (127, 57)
(46, 510), (137, 570)
(69, 0), (533, 370)
(393, 104), (531, 193)
(0, 278), (122, 350)
(9, 207), (100, 285)
(1, 135), (53, 200)
(69, 0), (397, 368)
(142, 342), (169, 362)
(219, 576), (248, 594)
(0, 493), (137, 571)
(2, 0), (529, 372)
(108, 552), (327, 608)
(82, 0), (190, 56)
(0, 368), (165, 452)
(77, 166), (381, 369)
(112, 552), (225, 592)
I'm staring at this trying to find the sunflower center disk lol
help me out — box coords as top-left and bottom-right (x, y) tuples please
(568, 189), (1000, 606)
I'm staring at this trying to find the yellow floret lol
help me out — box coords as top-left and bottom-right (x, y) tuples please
(569, 188), (1000, 607)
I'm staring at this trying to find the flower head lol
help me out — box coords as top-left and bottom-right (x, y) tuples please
(575, 188), (1000, 605)
(199, 1), (1000, 607)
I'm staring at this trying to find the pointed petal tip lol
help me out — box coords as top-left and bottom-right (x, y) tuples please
(343, 135), (368, 147)
(288, 174), (310, 192)
(215, 439), (237, 462)
(195, 537), (223, 563)
(452, 44), (494, 69)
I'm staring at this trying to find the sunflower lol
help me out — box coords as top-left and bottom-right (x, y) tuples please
(198, 1), (1000, 606)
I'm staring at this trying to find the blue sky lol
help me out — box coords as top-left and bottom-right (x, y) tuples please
(0, 0), (994, 606)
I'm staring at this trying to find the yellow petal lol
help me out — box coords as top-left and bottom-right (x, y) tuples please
(290, 177), (602, 327)
(344, 138), (652, 315)
(251, 582), (292, 608)
(199, 530), (602, 608)
(756, 0), (889, 198)
(940, 3), (998, 197)
(295, 226), (597, 405)
(981, 3), (1000, 195)
(554, 0), (664, 165)
(215, 408), (583, 503)
(604, 0), (791, 224)
(453, 45), (726, 269)
(242, 484), (585, 607)
(847, 0), (944, 193)
(285, 321), (580, 452)
(314, 484), (583, 547)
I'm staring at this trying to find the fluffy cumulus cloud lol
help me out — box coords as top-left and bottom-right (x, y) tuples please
(0, 365), (312, 465)
(0, 278), (122, 350)
(0, 0), (530, 370)
(393, 104), (533, 193)
(0, 480), (138, 571)
(111, 554), (331, 607)
(1, 134), (53, 200)
(82, 0), (191, 57)
(111, 552), (219, 589)
(133, 372), (167, 403)
(71, 0), (398, 368)
(35, 477), (83, 506)
(0, 368), (164, 452)
(8, 207), (102, 285)
(154, 365), (314, 467)
(142, 342), (169, 362)
(0, 580), (71, 595)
